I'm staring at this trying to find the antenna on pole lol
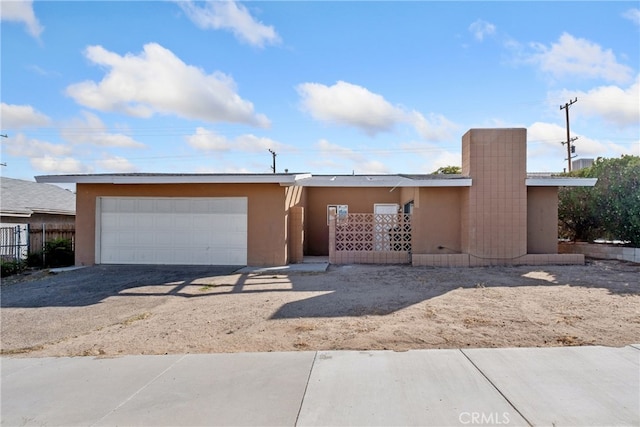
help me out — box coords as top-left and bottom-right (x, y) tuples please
(268, 149), (277, 174)
(560, 97), (578, 172)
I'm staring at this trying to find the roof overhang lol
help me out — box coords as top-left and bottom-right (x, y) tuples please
(30, 208), (76, 216)
(0, 211), (32, 218)
(36, 173), (312, 186)
(526, 178), (598, 187)
(35, 173), (472, 188)
(294, 175), (472, 187)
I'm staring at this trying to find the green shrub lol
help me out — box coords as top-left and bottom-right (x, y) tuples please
(559, 155), (640, 246)
(43, 238), (74, 268)
(26, 252), (43, 268)
(1, 260), (25, 277)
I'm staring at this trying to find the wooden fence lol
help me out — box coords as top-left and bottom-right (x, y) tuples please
(29, 223), (76, 254)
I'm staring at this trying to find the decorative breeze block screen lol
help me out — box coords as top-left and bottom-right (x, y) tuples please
(335, 213), (411, 252)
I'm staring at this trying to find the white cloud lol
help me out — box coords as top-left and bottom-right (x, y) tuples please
(527, 121), (630, 171)
(469, 19), (496, 41)
(66, 43), (270, 127)
(398, 140), (461, 173)
(187, 127), (231, 151)
(95, 155), (139, 173)
(357, 160), (390, 174)
(1, 103), (51, 129)
(313, 139), (390, 174)
(177, 0), (280, 48)
(527, 122), (568, 159)
(234, 134), (283, 152)
(0, 0), (43, 39)
(297, 81), (456, 141)
(194, 165), (252, 174)
(187, 127), (284, 153)
(554, 75), (640, 128)
(1, 133), (71, 158)
(528, 33), (633, 84)
(623, 8), (640, 26)
(297, 81), (402, 135)
(409, 111), (458, 141)
(61, 111), (146, 148)
(316, 139), (363, 162)
(30, 156), (91, 174)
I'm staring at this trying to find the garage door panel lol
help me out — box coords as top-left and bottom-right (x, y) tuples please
(227, 249), (247, 265)
(99, 197), (247, 265)
(225, 231), (247, 247)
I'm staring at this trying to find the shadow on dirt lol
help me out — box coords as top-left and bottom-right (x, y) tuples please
(1, 261), (637, 316)
(0, 265), (240, 308)
(269, 261), (640, 319)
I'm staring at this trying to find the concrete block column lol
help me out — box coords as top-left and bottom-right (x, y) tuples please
(461, 129), (528, 262)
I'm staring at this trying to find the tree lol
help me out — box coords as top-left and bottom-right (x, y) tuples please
(558, 155), (640, 246)
(433, 165), (462, 174)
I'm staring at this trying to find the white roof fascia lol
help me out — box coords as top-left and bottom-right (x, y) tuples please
(296, 178), (472, 187)
(36, 174), (304, 185)
(526, 178), (598, 187)
(30, 208), (76, 215)
(0, 211), (32, 218)
(403, 178), (471, 187)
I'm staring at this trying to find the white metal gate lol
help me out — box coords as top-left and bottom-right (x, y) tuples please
(0, 225), (29, 260)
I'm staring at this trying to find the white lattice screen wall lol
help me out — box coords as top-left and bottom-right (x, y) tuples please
(334, 213), (411, 252)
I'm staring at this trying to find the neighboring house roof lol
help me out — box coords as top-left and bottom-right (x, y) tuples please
(35, 172), (596, 188)
(0, 177), (76, 218)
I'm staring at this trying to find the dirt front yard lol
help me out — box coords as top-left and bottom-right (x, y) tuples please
(1, 260), (638, 357)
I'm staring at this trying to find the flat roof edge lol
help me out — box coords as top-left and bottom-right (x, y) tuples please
(36, 174), (309, 185)
(296, 179), (472, 187)
(526, 178), (598, 187)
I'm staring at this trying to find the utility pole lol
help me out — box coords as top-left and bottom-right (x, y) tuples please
(1, 134), (7, 166)
(268, 149), (277, 173)
(560, 98), (578, 172)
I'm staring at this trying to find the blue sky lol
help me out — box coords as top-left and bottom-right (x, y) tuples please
(1, 1), (639, 183)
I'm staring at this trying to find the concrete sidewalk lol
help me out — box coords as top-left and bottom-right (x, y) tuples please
(2, 345), (638, 426)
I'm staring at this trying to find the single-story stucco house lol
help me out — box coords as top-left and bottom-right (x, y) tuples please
(36, 128), (596, 267)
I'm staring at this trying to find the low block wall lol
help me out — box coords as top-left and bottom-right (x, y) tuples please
(559, 242), (640, 264)
(331, 251), (410, 264)
(412, 253), (584, 267)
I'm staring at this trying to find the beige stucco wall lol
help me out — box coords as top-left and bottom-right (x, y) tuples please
(412, 187), (462, 254)
(305, 187), (401, 256)
(527, 187), (559, 254)
(75, 183), (290, 267)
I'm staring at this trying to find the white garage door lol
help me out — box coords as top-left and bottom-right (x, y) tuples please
(98, 197), (247, 265)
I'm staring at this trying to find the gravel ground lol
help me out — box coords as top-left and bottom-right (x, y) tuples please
(1, 260), (638, 357)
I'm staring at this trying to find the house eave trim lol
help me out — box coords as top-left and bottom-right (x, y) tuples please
(295, 178), (473, 187)
(36, 174), (311, 185)
(526, 178), (598, 187)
